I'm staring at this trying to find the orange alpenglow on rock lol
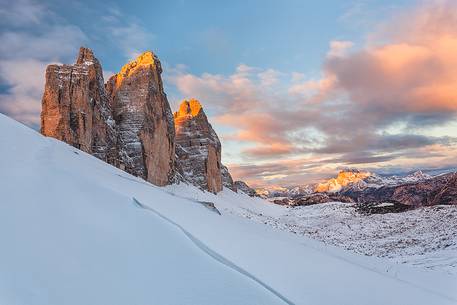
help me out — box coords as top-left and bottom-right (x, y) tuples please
(174, 99), (226, 193)
(315, 169), (372, 193)
(175, 99), (203, 117)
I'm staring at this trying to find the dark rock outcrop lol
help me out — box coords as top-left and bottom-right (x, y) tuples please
(355, 202), (412, 215)
(342, 172), (457, 207)
(276, 193), (354, 206)
(221, 165), (236, 191)
(41, 47), (116, 163)
(234, 181), (258, 197)
(173, 99), (223, 193)
(106, 51), (176, 186)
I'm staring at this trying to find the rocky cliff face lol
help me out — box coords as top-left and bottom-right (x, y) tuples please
(41, 47), (237, 192)
(41, 47), (116, 163)
(174, 99), (223, 193)
(106, 51), (175, 186)
(41, 48), (175, 187)
(234, 181), (258, 197)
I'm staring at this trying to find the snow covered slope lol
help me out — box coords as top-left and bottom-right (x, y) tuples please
(1, 113), (456, 305)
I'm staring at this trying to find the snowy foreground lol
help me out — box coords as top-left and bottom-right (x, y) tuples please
(1, 113), (456, 305)
(199, 192), (457, 274)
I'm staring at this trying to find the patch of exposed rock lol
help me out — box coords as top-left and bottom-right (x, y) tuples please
(174, 99), (223, 193)
(234, 181), (258, 197)
(41, 47), (116, 163)
(221, 165), (236, 191)
(274, 193), (354, 206)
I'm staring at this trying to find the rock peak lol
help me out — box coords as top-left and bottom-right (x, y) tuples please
(174, 98), (224, 193)
(41, 47), (116, 163)
(134, 51), (156, 65)
(118, 51), (159, 78)
(76, 46), (96, 65)
(176, 99), (203, 118)
(315, 170), (371, 193)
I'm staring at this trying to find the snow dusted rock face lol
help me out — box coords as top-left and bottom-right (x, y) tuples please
(41, 47), (117, 163)
(106, 51), (176, 186)
(234, 181), (258, 197)
(174, 99), (223, 193)
(315, 169), (371, 193)
(221, 165), (236, 191)
(285, 193), (354, 206)
(342, 172), (457, 207)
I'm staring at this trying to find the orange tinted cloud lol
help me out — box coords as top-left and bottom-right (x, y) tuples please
(327, 0), (457, 119)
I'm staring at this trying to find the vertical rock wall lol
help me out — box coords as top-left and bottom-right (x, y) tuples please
(106, 51), (175, 186)
(41, 47), (116, 163)
(174, 99), (223, 193)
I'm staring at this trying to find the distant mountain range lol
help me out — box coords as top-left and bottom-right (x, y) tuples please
(256, 168), (457, 211)
(256, 169), (433, 198)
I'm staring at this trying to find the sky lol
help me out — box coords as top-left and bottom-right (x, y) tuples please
(1, 0), (457, 187)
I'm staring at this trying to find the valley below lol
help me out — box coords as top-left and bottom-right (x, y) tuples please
(215, 195), (457, 274)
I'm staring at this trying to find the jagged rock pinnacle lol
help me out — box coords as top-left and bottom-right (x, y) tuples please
(76, 47), (97, 65)
(175, 99), (203, 118)
(41, 46), (116, 163)
(174, 99), (224, 193)
(106, 50), (175, 186)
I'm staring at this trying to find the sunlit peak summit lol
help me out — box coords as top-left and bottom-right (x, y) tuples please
(175, 99), (203, 118)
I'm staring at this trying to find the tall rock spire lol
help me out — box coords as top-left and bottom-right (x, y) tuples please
(173, 99), (224, 193)
(105, 51), (176, 186)
(41, 47), (116, 163)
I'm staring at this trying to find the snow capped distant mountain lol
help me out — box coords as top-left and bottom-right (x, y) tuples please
(315, 169), (372, 193)
(342, 170), (433, 192)
(258, 169), (435, 200)
(287, 185), (314, 197)
(255, 185), (314, 199)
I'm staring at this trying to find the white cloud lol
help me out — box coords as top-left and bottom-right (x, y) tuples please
(0, 59), (48, 126)
(327, 40), (354, 57)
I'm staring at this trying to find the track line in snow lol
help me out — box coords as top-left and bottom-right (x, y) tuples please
(132, 197), (295, 305)
(118, 174), (222, 214)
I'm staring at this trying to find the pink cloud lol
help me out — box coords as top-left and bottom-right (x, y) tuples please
(327, 1), (457, 120)
(168, 0), (457, 185)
